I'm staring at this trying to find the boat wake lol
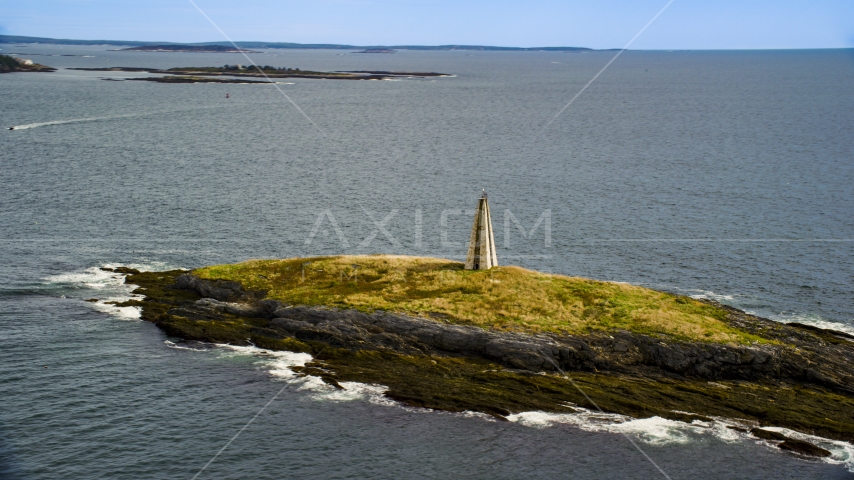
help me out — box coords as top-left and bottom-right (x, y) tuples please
(9, 116), (121, 130)
(7, 104), (237, 131)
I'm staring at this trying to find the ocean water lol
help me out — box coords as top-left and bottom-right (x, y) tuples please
(1, 44), (853, 478)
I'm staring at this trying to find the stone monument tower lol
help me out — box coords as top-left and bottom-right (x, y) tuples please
(465, 189), (498, 270)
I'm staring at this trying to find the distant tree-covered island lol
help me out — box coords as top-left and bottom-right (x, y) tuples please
(70, 64), (450, 82)
(0, 54), (55, 73)
(119, 44), (260, 53)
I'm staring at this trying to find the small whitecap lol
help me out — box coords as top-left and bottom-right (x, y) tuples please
(216, 344), (313, 379)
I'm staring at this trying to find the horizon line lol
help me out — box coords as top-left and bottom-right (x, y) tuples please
(2, 35), (852, 52)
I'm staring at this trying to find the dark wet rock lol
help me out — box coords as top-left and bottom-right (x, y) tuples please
(258, 299), (285, 316)
(751, 428), (788, 441)
(113, 267), (140, 275)
(194, 298), (266, 317)
(268, 305), (563, 369)
(268, 305), (845, 393)
(176, 273), (252, 301)
(271, 317), (315, 333)
(778, 439), (832, 457)
(751, 428), (832, 457)
(319, 376), (345, 389)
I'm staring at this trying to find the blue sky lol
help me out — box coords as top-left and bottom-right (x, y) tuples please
(1, 0), (852, 49)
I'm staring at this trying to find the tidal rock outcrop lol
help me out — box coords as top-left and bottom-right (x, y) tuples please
(173, 274), (854, 395)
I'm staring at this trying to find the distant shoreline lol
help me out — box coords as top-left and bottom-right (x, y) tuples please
(0, 34), (593, 52)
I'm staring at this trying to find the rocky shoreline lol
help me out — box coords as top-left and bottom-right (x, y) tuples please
(115, 268), (854, 456)
(0, 54), (55, 73)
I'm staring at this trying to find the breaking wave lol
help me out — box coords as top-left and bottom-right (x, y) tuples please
(508, 410), (854, 471)
(509, 410), (720, 446)
(42, 262), (177, 319)
(214, 344), (394, 404)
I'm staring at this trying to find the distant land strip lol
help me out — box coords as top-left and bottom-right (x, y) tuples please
(0, 35), (596, 52)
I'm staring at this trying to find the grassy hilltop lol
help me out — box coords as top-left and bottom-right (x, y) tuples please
(195, 255), (764, 344)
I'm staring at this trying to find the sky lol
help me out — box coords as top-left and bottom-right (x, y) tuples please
(1, 0), (853, 49)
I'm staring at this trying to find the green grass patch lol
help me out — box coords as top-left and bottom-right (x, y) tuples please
(194, 255), (766, 344)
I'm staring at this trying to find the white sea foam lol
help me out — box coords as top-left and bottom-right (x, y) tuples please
(90, 298), (143, 319)
(216, 344), (313, 379)
(510, 409), (734, 446)
(164, 340), (211, 352)
(208, 344), (397, 405)
(43, 262), (176, 319)
(687, 290), (735, 302)
(306, 381), (395, 405)
(508, 410), (709, 445)
(509, 409), (854, 471)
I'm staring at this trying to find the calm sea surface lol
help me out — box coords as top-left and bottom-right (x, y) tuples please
(1, 45), (853, 479)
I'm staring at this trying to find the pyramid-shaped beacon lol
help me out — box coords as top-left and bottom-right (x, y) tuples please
(465, 190), (498, 270)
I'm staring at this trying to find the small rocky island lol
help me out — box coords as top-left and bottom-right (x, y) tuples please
(70, 65), (449, 82)
(110, 255), (854, 457)
(0, 54), (55, 73)
(356, 48), (396, 54)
